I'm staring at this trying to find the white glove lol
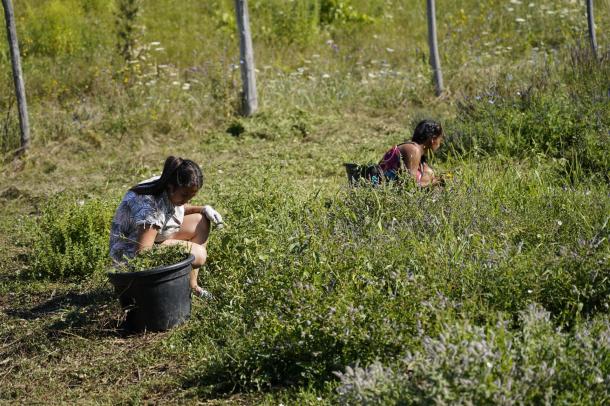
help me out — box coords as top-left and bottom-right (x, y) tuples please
(202, 205), (224, 227)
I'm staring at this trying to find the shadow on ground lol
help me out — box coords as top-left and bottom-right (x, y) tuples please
(3, 287), (129, 339)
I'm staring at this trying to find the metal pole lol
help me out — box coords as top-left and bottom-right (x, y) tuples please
(426, 0), (443, 96)
(586, 0), (598, 60)
(235, 0), (258, 116)
(2, 0), (30, 153)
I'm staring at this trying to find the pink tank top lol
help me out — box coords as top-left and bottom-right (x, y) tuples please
(379, 144), (424, 183)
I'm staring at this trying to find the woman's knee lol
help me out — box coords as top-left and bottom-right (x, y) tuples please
(190, 243), (208, 267)
(194, 213), (210, 244)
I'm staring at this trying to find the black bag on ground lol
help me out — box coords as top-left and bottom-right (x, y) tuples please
(344, 163), (383, 186)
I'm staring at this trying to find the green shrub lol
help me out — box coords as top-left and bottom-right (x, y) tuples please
(176, 163), (608, 393)
(334, 304), (610, 404)
(448, 47), (610, 182)
(319, 0), (374, 26)
(451, 89), (609, 180)
(28, 195), (113, 280)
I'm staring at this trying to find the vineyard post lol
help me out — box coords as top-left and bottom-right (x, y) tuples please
(426, 0), (443, 96)
(586, 0), (598, 59)
(2, 0), (30, 154)
(235, 0), (258, 116)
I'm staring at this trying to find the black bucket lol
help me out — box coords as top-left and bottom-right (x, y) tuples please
(107, 254), (194, 332)
(344, 163), (383, 186)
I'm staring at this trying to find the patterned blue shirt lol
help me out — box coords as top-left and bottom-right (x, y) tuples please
(109, 182), (184, 263)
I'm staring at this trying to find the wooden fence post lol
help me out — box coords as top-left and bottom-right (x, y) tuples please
(2, 0), (30, 154)
(235, 0), (258, 116)
(586, 0), (598, 60)
(426, 0), (443, 96)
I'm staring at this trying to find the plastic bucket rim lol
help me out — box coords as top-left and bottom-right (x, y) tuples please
(107, 254), (195, 278)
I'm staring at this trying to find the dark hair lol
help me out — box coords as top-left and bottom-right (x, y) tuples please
(131, 156), (203, 195)
(411, 120), (443, 144)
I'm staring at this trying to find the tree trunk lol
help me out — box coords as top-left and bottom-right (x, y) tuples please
(426, 0), (443, 96)
(235, 0), (258, 116)
(586, 0), (598, 60)
(2, 0), (30, 154)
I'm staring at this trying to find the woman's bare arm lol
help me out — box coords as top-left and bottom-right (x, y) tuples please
(399, 144), (424, 182)
(184, 204), (204, 215)
(419, 164), (435, 186)
(136, 225), (159, 253)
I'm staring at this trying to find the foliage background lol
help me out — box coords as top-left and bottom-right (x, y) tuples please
(0, 0), (609, 403)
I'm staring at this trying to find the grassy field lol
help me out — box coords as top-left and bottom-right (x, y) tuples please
(1, 0), (609, 403)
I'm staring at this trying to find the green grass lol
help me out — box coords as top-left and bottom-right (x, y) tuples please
(1, 0), (609, 403)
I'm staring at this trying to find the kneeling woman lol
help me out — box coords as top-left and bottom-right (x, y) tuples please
(109, 156), (222, 297)
(379, 119), (444, 186)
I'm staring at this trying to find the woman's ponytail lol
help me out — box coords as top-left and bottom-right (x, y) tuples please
(131, 156), (201, 195)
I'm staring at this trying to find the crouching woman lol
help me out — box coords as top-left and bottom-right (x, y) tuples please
(109, 156), (222, 298)
(379, 119), (444, 186)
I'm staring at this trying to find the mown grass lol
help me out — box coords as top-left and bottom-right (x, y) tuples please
(1, 0), (609, 403)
